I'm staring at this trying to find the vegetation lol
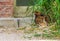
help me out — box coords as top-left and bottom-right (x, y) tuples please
(26, 0), (60, 28)
(25, 0), (60, 39)
(15, 0), (60, 39)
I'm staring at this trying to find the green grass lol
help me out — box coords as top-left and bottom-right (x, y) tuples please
(26, 0), (60, 27)
(34, 33), (41, 37)
(15, 0), (60, 39)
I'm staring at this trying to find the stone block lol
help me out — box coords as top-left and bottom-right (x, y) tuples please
(0, 20), (18, 28)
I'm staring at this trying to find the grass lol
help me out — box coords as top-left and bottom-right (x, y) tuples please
(17, 22), (60, 39)
(33, 33), (41, 37)
(16, 17), (60, 39)
(15, 0), (60, 39)
(25, 1), (60, 37)
(26, 0), (60, 25)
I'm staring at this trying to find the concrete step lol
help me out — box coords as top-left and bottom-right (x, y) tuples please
(0, 18), (34, 28)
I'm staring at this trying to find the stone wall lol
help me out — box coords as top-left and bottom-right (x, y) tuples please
(0, 0), (33, 18)
(0, 0), (34, 28)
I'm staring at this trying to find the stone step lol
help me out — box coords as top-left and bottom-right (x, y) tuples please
(0, 18), (34, 28)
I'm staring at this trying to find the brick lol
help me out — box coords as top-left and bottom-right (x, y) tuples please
(0, 0), (14, 18)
